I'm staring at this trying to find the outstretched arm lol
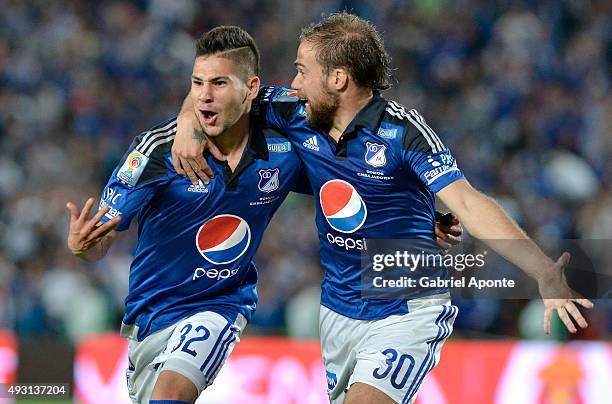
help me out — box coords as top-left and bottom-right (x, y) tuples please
(437, 179), (594, 334)
(66, 198), (120, 263)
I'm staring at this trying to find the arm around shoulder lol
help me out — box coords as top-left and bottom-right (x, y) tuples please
(172, 92), (216, 183)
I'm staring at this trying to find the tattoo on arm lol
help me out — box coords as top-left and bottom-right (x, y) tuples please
(192, 128), (205, 144)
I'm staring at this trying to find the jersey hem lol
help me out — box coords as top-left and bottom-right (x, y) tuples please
(319, 287), (450, 320)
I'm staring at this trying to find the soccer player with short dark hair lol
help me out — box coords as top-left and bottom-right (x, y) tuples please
(66, 26), (310, 404)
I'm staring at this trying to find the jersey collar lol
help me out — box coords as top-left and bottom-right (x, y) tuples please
(209, 115), (269, 164)
(334, 91), (387, 158)
(246, 117), (270, 161)
(215, 115), (269, 191)
(341, 90), (387, 137)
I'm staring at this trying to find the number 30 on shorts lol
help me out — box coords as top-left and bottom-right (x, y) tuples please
(372, 348), (415, 389)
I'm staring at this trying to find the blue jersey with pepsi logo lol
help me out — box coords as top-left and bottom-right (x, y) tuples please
(100, 116), (307, 340)
(258, 86), (464, 320)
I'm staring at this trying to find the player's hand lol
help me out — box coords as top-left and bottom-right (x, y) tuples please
(538, 252), (594, 335)
(435, 212), (462, 253)
(172, 112), (222, 185)
(66, 198), (120, 257)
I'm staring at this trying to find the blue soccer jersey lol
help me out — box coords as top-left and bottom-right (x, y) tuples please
(99, 116), (307, 340)
(258, 86), (465, 320)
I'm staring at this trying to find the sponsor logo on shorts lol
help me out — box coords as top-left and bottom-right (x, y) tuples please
(326, 370), (337, 391)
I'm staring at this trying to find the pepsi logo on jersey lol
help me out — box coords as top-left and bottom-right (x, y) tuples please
(192, 267), (238, 281)
(320, 179), (368, 251)
(193, 214), (251, 281)
(196, 214), (251, 265)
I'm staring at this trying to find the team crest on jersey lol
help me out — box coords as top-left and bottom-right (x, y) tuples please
(117, 150), (149, 187)
(364, 142), (387, 167)
(258, 168), (280, 193)
(196, 214), (251, 265)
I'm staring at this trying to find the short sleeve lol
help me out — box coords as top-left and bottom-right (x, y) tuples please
(99, 127), (174, 231)
(400, 108), (464, 193)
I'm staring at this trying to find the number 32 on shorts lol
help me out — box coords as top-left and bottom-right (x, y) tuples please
(372, 348), (416, 389)
(171, 323), (211, 357)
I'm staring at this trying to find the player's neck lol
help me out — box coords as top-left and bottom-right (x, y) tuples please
(329, 89), (373, 141)
(211, 113), (250, 171)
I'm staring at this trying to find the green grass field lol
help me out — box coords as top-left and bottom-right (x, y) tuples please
(17, 400), (72, 403)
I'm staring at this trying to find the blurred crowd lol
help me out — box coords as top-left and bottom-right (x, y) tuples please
(0, 0), (610, 344)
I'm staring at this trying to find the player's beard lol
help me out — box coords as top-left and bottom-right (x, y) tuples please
(306, 87), (340, 134)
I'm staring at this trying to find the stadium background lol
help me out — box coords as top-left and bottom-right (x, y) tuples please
(0, 0), (610, 402)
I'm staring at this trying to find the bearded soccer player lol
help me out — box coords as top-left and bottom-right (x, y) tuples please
(172, 14), (592, 404)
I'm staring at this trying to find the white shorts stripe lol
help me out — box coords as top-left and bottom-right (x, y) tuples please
(206, 331), (238, 381)
(403, 305), (456, 403)
(199, 321), (232, 375)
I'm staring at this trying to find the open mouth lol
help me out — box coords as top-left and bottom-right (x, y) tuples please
(200, 110), (218, 125)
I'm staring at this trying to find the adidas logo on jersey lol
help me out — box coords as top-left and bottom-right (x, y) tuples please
(303, 135), (320, 151)
(188, 180), (209, 193)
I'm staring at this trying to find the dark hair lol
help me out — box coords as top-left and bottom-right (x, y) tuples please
(299, 12), (392, 90)
(195, 26), (260, 78)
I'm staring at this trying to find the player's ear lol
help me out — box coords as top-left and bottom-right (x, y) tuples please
(245, 76), (260, 101)
(331, 68), (349, 91)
